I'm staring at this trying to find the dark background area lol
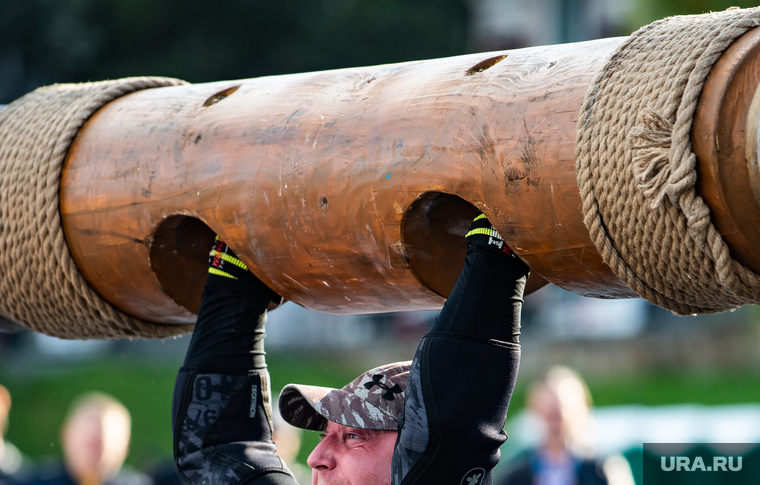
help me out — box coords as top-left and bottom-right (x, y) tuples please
(4, 0), (760, 104)
(0, 0), (468, 104)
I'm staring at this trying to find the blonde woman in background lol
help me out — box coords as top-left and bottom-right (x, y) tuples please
(499, 367), (634, 485)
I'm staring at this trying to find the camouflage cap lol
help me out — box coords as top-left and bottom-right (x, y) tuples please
(279, 361), (410, 432)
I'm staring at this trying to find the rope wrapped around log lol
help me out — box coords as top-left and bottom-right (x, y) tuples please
(576, 7), (760, 315)
(0, 77), (193, 339)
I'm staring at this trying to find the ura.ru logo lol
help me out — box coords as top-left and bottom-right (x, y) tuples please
(661, 456), (742, 472)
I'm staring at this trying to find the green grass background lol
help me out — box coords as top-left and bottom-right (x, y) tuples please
(2, 352), (760, 470)
(0, 352), (379, 469)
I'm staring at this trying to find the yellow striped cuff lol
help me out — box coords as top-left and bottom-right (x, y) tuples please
(466, 227), (502, 239)
(208, 267), (238, 280)
(209, 250), (248, 270)
(473, 213), (487, 222)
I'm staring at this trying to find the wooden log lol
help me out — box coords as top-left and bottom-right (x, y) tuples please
(56, 30), (760, 326)
(693, 27), (760, 275)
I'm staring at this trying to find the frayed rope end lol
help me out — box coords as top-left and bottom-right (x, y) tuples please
(630, 107), (674, 209)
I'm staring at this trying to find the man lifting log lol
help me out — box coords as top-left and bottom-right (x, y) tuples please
(172, 212), (530, 485)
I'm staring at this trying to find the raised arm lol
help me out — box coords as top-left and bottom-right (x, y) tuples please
(172, 238), (300, 485)
(393, 213), (529, 485)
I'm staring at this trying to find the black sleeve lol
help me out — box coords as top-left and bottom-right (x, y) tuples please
(577, 459), (609, 485)
(393, 245), (528, 485)
(172, 277), (301, 485)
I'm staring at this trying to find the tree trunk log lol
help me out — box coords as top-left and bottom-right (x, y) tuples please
(54, 30), (760, 325)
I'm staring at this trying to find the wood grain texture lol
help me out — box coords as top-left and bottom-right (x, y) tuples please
(61, 38), (642, 324)
(694, 27), (760, 275)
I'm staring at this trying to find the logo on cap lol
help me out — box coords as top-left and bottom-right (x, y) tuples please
(461, 468), (485, 485)
(364, 374), (403, 401)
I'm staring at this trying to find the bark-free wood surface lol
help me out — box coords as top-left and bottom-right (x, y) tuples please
(60, 33), (760, 325)
(694, 27), (760, 275)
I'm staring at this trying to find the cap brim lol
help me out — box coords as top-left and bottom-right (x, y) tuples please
(279, 383), (397, 432)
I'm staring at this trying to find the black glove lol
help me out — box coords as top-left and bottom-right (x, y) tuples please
(184, 238), (277, 371)
(433, 211), (530, 344)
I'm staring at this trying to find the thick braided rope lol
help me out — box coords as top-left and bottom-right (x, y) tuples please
(0, 77), (195, 338)
(576, 7), (760, 315)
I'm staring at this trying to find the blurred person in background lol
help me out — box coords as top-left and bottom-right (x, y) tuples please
(498, 366), (610, 485)
(22, 392), (149, 485)
(0, 384), (30, 484)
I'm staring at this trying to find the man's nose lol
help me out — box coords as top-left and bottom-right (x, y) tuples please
(307, 439), (336, 471)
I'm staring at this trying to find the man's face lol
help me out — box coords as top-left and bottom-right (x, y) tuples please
(62, 405), (130, 482)
(306, 420), (396, 485)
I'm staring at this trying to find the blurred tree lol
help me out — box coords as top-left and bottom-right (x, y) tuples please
(629, 0), (760, 33)
(0, 0), (469, 103)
